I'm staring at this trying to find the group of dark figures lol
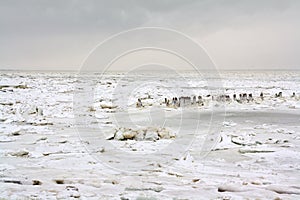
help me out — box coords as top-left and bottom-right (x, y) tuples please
(136, 92), (297, 108)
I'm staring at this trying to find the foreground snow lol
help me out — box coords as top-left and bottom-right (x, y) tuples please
(0, 70), (299, 199)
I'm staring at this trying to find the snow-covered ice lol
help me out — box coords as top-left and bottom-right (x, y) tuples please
(0, 70), (299, 199)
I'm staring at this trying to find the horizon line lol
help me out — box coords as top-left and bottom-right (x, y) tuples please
(0, 68), (300, 72)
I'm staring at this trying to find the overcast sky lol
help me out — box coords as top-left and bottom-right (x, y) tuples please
(0, 0), (300, 71)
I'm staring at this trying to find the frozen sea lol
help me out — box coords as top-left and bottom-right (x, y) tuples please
(0, 70), (300, 199)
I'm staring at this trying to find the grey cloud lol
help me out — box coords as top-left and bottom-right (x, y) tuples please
(0, 0), (299, 70)
(1, 0), (295, 36)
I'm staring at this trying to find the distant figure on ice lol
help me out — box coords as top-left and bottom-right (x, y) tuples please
(36, 107), (43, 116)
(248, 93), (253, 102)
(175, 97), (178, 104)
(166, 99), (170, 107)
(198, 96), (204, 106)
(292, 92), (296, 98)
(192, 96), (196, 105)
(260, 92), (264, 100)
(277, 91), (282, 98)
(242, 93), (247, 101)
(239, 93), (242, 99)
(136, 98), (143, 108)
(225, 95), (231, 102)
(172, 97), (175, 106)
(275, 92), (282, 98)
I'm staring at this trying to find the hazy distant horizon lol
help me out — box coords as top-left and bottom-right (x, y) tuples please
(1, 67), (299, 72)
